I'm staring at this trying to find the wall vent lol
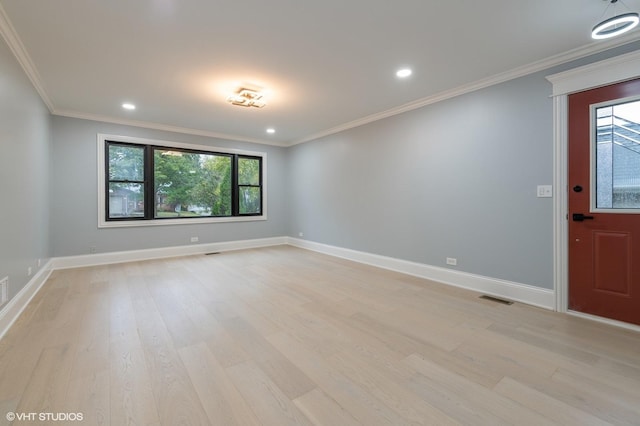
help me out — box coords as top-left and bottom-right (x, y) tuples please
(479, 294), (513, 305)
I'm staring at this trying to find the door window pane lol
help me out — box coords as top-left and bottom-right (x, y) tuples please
(595, 99), (640, 209)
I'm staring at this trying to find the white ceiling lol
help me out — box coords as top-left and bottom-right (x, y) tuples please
(1, 0), (639, 146)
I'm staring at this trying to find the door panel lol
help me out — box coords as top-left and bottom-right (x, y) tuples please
(593, 231), (631, 295)
(568, 78), (640, 326)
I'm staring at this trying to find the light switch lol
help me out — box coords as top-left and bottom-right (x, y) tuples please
(537, 185), (553, 198)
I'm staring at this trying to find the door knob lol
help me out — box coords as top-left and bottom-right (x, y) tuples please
(573, 185), (583, 193)
(572, 213), (594, 222)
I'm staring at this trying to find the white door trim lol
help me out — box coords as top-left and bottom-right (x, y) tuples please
(547, 49), (640, 315)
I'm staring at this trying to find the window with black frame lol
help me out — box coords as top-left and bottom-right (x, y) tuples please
(104, 140), (263, 223)
(237, 156), (262, 215)
(107, 143), (146, 219)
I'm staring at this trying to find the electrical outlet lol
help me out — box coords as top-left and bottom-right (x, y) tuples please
(89, 246), (97, 254)
(446, 257), (457, 266)
(37, 258), (41, 267)
(190, 236), (199, 243)
(27, 267), (32, 276)
(537, 185), (553, 198)
(0, 277), (8, 306)
(298, 232), (304, 237)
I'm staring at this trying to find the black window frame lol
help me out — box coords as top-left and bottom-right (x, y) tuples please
(235, 155), (263, 216)
(104, 140), (264, 223)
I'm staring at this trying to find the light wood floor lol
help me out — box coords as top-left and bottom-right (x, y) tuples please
(1, 245), (640, 425)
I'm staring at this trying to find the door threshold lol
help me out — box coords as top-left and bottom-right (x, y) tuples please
(567, 310), (640, 334)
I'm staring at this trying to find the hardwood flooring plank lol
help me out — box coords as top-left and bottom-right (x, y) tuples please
(130, 275), (210, 425)
(268, 331), (416, 426)
(293, 388), (362, 426)
(221, 317), (317, 399)
(135, 327), (210, 425)
(327, 350), (458, 425)
(66, 370), (110, 425)
(109, 337), (160, 425)
(70, 294), (111, 381)
(14, 343), (76, 415)
(551, 368), (640, 424)
(405, 353), (555, 425)
(225, 360), (313, 426)
(178, 342), (261, 426)
(494, 376), (612, 426)
(0, 399), (17, 426)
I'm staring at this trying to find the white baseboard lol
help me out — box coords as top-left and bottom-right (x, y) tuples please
(0, 259), (53, 341)
(0, 235), (556, 344)
(567, 310), (640, 333)
(287, 237), (555, 310)
(52, 236), (287, 269)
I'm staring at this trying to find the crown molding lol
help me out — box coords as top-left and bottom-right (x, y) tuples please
(289, 33), (640, 146)
(2, 0), (639, 148)
(547, 48), (640, 96)
(53, 109), (287, 147)
(0, 2), (55, 112)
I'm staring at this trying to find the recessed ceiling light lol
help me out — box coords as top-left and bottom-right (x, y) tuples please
(122, 103), (136, 110)
(396, 68), (412, 78)
(266, 128), (276, 134)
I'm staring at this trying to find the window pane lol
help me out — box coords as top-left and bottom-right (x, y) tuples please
(239, 186), (261, 214)
(154, 149), (232, 217)
(595, 100), (640, 209)
(238, 157), (260, 185)
(109, 144), (144, 181)
(108, 183), (144, 218)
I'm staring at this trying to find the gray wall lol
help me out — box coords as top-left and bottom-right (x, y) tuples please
(50, 117), (289, 256)
(0, 36), (51, 301)
(287, 42), (640, 290)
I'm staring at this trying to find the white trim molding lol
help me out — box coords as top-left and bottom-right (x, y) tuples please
(547, 49), (640, 97)
(56, 110), (282, 147)
(0, 260), (53, 341)
(552, 94), (569, 313)
(97, 133), (268, 229)
(287, 238), (555, 310)
(568, 310), (640, 334)
(0, 3), (55, 111)
(547, 49), (640, 317)
(53, 237), (287, 270)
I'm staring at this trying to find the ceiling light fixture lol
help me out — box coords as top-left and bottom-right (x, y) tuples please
(227, 88), (266, 108)
(396, 68), (412, 78)
(122, 103), (136, 110)
(591, 0), (639, 39)
(266, 128), (276, 134)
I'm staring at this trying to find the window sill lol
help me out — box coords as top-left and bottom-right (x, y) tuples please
(98, 214), (267, 228)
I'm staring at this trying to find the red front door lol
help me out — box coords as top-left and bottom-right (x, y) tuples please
(568, 78), (640, 326)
